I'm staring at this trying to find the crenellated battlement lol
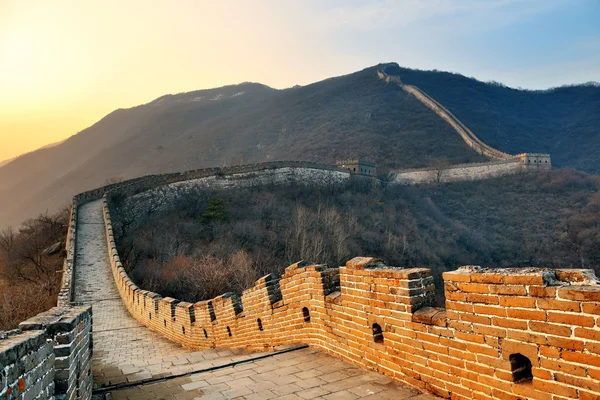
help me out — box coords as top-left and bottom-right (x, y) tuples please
(99, 194), (600, 399)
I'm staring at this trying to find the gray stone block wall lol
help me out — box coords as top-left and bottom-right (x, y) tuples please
(0, 305), (92, 400)
(0, 330), (55, 399)
(19, 306), (93, 400)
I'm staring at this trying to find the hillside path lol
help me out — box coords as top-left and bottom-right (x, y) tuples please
(74, 200), (437, 399)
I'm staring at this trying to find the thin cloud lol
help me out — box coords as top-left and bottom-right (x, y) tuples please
(317, 0), (572, 32)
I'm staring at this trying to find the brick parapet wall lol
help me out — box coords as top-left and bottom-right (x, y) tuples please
(57, 202), (78, 306)
(102, 196), (600, 399)
(0, 305), (92, 400)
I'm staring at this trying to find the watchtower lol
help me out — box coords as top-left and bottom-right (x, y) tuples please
(336, 159), (376, 176)
(516, 153), (551, 170)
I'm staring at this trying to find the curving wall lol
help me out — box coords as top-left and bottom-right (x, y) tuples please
(102, 182), (600, 400)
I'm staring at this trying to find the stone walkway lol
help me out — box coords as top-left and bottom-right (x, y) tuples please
(74, 200), (437, 399)
(109, 347), (436, 400)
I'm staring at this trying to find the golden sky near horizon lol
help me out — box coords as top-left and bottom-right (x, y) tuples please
(0, 1), (355, 161)
(1, 0), (598, 162)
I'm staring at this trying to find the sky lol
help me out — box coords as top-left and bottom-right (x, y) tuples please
(1, 0), (599, 162)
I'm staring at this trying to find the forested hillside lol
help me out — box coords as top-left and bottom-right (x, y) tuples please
(391, 65), (600, 173)
(110, 169), (600, 303)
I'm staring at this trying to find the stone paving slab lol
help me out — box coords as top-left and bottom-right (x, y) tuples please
(108, 347), (438, 399)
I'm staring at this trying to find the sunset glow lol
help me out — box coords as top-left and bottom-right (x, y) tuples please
(1, 0), (598, 161)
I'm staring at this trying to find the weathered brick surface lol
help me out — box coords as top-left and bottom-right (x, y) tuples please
(0, 330), (54, 400)
(0, 306), (92, 400)
(19, 306), (93, 400)
(100, 196), (600, 399)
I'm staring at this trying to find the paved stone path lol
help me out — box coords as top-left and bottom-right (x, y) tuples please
(109, 347), (436, 400)
(74, 200), (437, 399)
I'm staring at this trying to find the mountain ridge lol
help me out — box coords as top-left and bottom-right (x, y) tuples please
(1, 63), (599, 228)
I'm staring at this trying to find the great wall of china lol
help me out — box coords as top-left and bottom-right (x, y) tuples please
(1, 70), (591, 400)
(376, 66), (551, 184)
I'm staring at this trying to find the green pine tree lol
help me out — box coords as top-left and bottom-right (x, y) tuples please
(200, 197), (229, 224)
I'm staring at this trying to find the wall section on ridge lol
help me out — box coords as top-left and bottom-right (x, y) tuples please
(393, 159), (524, 185)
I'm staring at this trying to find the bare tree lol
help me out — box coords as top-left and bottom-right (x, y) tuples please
(429, 157), (451, 184)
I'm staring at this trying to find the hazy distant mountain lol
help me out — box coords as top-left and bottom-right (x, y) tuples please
(1, 64), (598, 227)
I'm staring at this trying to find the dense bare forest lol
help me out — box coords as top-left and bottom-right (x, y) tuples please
(0, 209), (68, 330)
(110, 169), (600, 304)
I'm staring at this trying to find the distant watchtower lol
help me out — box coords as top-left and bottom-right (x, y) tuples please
(516, 153), (551, 170)
(336, 159), (376, 176)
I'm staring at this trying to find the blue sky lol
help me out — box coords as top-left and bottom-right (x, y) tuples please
(302, 0), (600, 89)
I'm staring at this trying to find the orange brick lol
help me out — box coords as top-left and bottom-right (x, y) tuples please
(458, 283), (490, 293)
(537, 298), (581, 312)
(542, 358), (586, 376)
(529, 321), (572, 337)
(460, 313), (491, 325)
(574, 327), (600, 341)
(506, 308), (546, 321)
(588, 342), (600, 355)
(471, 273), (504, 284)
(489, 285), (527, 296)
(473, 304), (507, 317)
(443, 271), (471, 283)
(539, 345), (560, 359)
(562, 350), (600, 368)
(533, 379), (578, 398)
(446, 291), (467, 302)
(508, 330), (547, 345)
(532, 368), (553, 380)
(529, 286), (557, 298)
(502, 339), (539, 361)
(455, 331), (485, 344)
(499, 296), (536, 308)
(467, 342), (498, 357)
(582, 302), (600, 315)
(492, 317), (528, 330)
(446, 301), (474, 313)
(473, 324), (506, 338)
(490, 388), (521, 400)
(581, 390), (600, 400)
(504, 274), (546, 285)
(547, 312), (595, 327)
(467, 293), (499, 305)
(558, 287), (600, 302)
